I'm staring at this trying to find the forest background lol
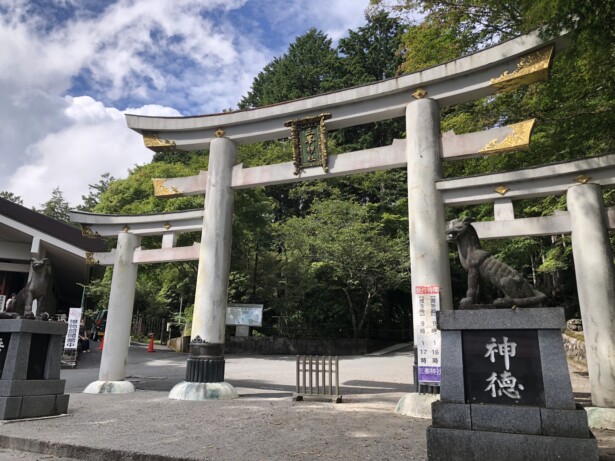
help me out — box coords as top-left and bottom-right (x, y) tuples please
(6, 0), (614, 341)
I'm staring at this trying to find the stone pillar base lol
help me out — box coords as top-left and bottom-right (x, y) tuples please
(396, 393), (440, 418)
(83, 380), (135, 394)
(587, 406), (615, 431)
(168, 382), (238, 401)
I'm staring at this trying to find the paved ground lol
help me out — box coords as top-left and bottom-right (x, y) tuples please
(0, 342), (613, 460)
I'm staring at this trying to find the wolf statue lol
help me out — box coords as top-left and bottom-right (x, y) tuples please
(445, 217), (546, 309)
(4, 258), (52, 320)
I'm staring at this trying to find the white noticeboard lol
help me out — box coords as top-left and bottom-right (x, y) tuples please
(225, 304), (263, 326)
(414, 286), (441, 385)
(64, 308), (82, 350)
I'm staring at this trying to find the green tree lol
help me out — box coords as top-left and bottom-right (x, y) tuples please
(93, 162), (206, 215)
(78, 172), (115, 212)
(84, 266), (168, 320)
(382, 0), (615, 313)
(338, 11), (406, 83)
(334, 11), (408, 151)
(152, 149), (207, 165)
(89, 152), (280, 333)
(83, 268), (112, 313)
(38, 187), (71, 223)
(87, 160), (208, 326)
(0, 191), (23, 205)
(238, 28), (344, 109)
(279, 199), (409, 338)
(232, 13), (415, 339)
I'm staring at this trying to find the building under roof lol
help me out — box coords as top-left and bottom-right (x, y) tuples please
(0, 197), (106, 315)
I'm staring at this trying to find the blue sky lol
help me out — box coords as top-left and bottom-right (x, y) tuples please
(0, 0), (370, 208)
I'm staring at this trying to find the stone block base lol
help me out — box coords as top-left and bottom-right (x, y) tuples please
(0, 320), (69, 420)
(0, 394), (69, 420)
(431, 308), (598, 460)
(427, 426), (598, 461)
(0, 379), (66, 396)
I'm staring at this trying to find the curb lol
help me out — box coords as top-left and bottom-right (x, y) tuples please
(0, 435), (196, 461)
(366, 342), (412, 356)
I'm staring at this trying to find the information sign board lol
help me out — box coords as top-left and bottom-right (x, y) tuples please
(225, 304), (263, 327)
(414, 286), (441, 385)
(64, 308), (82, 350)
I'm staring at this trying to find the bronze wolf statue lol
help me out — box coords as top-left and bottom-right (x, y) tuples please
(6, 258), (52, 320)
(445, 217), (546, 309)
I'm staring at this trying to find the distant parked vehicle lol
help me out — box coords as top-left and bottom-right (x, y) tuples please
(91, 309), (107, 341)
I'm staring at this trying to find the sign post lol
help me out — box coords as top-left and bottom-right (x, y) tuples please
(414, 286), (441, 387)
(225, 304), (263, 337)
(64, 308), (82, 350)
(61, 308), (82, 368)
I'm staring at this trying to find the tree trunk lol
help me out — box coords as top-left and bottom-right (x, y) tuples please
(342, 288), (358, 338)
(357, 292), (374, 339)
(530, 253), (537, 286)
(251, 242), (259, 303)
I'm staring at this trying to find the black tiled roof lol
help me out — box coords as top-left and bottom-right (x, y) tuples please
(0, 197), (106, 252)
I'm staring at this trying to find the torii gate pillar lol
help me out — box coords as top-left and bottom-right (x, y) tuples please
(169, 136), (238, 400)
(567, 183), (615, 408)
(398, 97), (453, 413)
(406, 98), (453, 309)
(84, 231), (141, 394)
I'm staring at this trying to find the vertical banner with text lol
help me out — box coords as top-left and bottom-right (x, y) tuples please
(414, 285), (441, 385)
(64, 308), (82, 350)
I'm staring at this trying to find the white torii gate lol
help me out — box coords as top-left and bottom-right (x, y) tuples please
(71, 30), (615, 410)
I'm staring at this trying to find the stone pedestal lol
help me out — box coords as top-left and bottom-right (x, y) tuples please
(0, 319), (69, 420)
(427, 308), (597, 461)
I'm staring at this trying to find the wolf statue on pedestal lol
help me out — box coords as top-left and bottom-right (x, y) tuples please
(3, 258), (52, 320)
(445, 217), (546, 309)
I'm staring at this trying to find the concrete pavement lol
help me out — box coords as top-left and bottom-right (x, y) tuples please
(0, 342), (613, 460)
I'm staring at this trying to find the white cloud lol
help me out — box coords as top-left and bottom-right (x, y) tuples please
(6, 96), (180, 208)
(251, 0), (369, 44)
(0, 0), (371, 209)
(315, 0), (371, 42)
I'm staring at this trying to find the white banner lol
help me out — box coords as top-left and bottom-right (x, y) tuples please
(414, 286), (441, 385)
(0, 295), (5, 312)
(64, 308), (82, 350)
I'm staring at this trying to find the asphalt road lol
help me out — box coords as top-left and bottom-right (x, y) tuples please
(64, 340), (415, 399)
(0, 342), (419, 461)
(2, 341), (613, 460)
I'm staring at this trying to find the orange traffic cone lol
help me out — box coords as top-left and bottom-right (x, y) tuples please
(99, 336), (104, 351)
(147, 334), (155, 353)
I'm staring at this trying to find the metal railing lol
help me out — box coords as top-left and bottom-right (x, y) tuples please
(294, 355), (342, 403)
